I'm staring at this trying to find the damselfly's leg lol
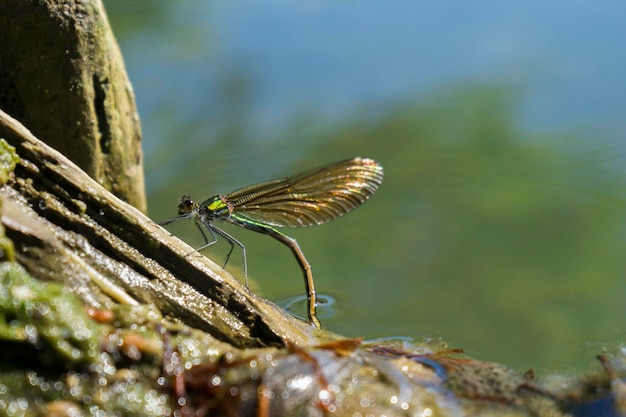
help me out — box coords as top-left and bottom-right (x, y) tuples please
(188, 218), (219, 254)
(203, 220), (249, 288)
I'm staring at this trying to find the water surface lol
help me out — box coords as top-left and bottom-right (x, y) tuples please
(106, 0), (626, 374)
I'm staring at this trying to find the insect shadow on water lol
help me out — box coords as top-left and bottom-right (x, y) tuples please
(160, 157), (384, 328)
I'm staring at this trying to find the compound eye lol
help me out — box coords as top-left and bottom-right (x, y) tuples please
(177, 194), (196, 215)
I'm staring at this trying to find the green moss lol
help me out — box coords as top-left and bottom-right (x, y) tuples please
(0, 225), (15, 262)
(0, 262), (107, 365)
(0, 139), (17, 262)
(0, 139), (19, 186)
(0, 263), (177, 415)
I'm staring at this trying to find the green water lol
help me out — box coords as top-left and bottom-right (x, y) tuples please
(151, 90), (626, 375)
(106, 0), (626, 375)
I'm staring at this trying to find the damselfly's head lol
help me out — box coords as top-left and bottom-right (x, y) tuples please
(158, 195), (198, 227)
(177, 194), (198, 215)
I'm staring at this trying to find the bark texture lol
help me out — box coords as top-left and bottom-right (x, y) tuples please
(0, 0), (145, 211)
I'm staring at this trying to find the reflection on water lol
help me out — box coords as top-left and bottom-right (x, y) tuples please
(151, 88), (626, 375)
(278, 294), (337, 323)
(105, 0), (626, 374)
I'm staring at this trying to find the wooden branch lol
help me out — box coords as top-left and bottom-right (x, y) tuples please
(0, 109), (318, 348)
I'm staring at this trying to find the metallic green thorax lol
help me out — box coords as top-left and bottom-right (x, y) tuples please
(201, 195), (232, 219)
(161, 157), (384, 329)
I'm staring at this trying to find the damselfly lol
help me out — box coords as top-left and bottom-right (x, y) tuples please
(160, 157), (384, 327)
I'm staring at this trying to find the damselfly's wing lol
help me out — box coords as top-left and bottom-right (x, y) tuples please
(224, 157), (383, 228)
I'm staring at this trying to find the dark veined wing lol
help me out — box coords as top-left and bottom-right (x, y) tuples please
(224, 157), (383, 228)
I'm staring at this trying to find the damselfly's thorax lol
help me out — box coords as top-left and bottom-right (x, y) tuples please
(198, 194), (234, 220)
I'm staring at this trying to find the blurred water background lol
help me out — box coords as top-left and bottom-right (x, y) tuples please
(105, 0), (626, 375)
